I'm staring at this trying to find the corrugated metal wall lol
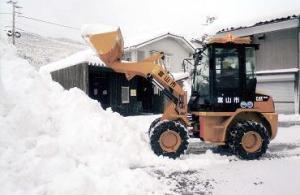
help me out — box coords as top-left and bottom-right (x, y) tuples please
(253, 28), (298, 71)
(257, 79), (295, 114)
(51, 64), (164, 115)
(51, 63), (89, 94)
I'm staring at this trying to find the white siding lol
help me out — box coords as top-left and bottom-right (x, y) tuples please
(136, 37), (192, 73)
(257, 77), (295, 114)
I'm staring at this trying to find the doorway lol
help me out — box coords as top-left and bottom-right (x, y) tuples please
(89, 72), (110, 109)
(137, 77), (153, 113)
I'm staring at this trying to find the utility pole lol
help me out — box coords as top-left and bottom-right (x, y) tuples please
(6, 0), (22, 45)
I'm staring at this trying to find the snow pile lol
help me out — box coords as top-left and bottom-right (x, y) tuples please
(0, 33), (166, 194)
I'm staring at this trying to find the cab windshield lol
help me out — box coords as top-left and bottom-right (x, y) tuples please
(192, 49), (209, 97)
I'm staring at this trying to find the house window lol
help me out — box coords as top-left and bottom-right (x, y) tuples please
(121, 86), (130, 103)
(123, 52), (132, 61)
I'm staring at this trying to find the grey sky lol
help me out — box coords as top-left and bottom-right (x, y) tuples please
(0, 0), (299, 42)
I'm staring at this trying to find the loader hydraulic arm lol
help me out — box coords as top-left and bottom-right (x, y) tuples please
(82, 27), (189, 125)
(111, 53), (189, 124)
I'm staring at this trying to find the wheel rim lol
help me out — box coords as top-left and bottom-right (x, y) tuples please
(159, 129), (182, 153)
(241, 131), (262, 153)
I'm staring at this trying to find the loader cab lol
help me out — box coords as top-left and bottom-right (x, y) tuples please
(189, 37), (258, 112)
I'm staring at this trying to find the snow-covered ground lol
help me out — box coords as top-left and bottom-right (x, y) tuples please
(1, 33), (300, 195)
(279, 114), (300, 122)
(127, 115), (300, 194)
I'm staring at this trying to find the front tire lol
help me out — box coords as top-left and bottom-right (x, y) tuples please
(227, 121), (270, 160)
(148, 117), (162, 137)
(150, 120), (189, 159)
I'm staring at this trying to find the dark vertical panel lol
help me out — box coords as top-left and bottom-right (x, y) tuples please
(50, 64), (85, 92)
(84, 64), (89, 95)
(153, 91), (164, 113)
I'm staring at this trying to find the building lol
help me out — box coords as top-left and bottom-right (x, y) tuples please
(217, 15), (300, 114)
(40, 50), (167, 115)
(123, 32), (195, 73)
(40, 33), (193, 116)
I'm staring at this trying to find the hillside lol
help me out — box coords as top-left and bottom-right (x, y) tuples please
(13, 32), (87, 69)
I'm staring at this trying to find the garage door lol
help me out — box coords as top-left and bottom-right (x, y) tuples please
(256, 74), (295, 114)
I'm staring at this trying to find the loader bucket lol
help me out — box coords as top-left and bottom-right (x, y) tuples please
(82, 26), (124, 65)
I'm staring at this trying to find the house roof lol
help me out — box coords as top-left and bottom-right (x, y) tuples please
(40, 49), (190, 81)
(40, 31), (195, 74)
(217, 15), (299, 36)
(39, 49), (105, 74)
(124, 32), (195, 52)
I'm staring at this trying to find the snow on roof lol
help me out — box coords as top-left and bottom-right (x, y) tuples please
(81, 24), (119, 37)
(256, 68), (299, 75)
(218, 15), (299, 33)
(124, 31), (195, 52)
(172, 72), (190, 81)
(39, 49), (105, 74)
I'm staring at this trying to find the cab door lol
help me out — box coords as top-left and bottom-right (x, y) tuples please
(211, 45), (242, 111)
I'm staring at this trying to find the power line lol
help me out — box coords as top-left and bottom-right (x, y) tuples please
(3, 3), (81, 41)
(19, 15), (80, 30)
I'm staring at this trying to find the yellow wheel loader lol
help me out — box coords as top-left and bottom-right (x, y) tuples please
(83, 27), (278, 160)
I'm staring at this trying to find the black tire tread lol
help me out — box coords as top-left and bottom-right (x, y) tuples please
(227, 120), (270, 160)
(150, 120), (189, 159)
(148, 117), (162, 137)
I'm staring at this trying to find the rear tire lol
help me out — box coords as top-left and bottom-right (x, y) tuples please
(150, 120), (189, 159)
(227, 121), (270, 160)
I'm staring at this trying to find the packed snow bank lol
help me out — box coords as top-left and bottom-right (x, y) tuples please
(0, 39), (10, 115)
(0, 33), (168, 194)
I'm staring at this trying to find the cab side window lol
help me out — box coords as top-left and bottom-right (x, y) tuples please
(245, 47), (257, 94)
